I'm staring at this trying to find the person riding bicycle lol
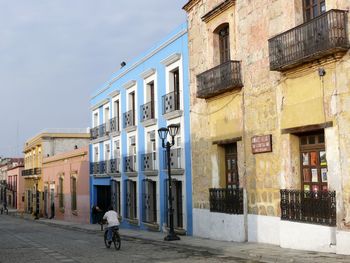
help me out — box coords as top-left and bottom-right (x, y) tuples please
(102, 205), (120, 245)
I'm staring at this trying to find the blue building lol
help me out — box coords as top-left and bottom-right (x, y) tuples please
(89, 23), (192, 235)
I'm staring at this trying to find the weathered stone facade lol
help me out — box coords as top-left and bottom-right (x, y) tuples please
(184, 0), (350, 254)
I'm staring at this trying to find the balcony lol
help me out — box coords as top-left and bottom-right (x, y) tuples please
(209, 188), (244, 214)
(123, 110), (135, 128)
(162, 91), (180, 115)
(124, 155), (136, 173)
(269, 9), (349, 71)
(108, 158), (121, 174)
(90, 161), (106, 175)
(141, 153), (157, 171)
(21, 168), (41, 176)
(109, 117), (120, 133)
(90, 123), (107, 140)
(163, 148), (182, 170)
(140, 101), (155, 122)
(196, 60), (243, 99)
(280, 189), (336, 226)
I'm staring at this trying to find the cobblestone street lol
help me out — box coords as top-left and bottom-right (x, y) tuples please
(0, 215), (260, 263)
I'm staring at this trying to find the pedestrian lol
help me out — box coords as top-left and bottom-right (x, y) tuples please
(49, 202), (55, 219)
(3, 201), (8, 215)
(92, 205), (101, 224)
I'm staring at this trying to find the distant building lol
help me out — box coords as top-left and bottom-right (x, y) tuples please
(6, 159), (24, 209)
(89, 23), (193, 235)
(0, 158), (23, 208)
(22, 129), (90, 217)
(42, 146), (90, 223)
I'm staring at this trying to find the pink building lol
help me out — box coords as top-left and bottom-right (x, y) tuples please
(7, 161), (24, 210)
(42, 146), (90, 224)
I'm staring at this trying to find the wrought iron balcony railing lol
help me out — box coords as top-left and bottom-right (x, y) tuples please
(280, 189), (336, 226)
(90, 123), (107, 140)
(123, 110), (135, 128)
(209, 188), (244, 214)
(90, 161), (106, 175)
(21, 168), (41, 176)
(141, 152), (157, 171)
(140, 101), (155, 122)
(269, 9), (349, 71)
(162, 91), (180, 115)
(124, 155), (136, 172)
(108, 158), (120, 174)
(196, 60), (243, 99)
(109, 117), (120, 133)
(163, 148), (182, 169)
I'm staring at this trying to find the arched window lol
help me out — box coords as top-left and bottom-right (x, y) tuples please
(214, 23), (230, 64)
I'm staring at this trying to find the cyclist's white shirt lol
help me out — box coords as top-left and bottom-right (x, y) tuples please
(103, 210), (120, 227)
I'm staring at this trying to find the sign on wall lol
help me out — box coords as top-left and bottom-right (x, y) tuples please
(251, 135), (272, 154)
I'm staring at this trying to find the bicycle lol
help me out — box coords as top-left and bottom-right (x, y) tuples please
(101, 221), (121, 250)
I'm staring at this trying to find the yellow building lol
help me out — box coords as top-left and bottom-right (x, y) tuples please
(184, 0), (350, 255)
(22, 129), (90, 217)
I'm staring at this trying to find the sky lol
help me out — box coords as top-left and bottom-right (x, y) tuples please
(0, 0), (188, 157)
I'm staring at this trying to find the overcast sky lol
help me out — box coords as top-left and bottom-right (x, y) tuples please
(0, 1), (188, 157)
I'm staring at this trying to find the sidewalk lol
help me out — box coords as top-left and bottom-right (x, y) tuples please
(7, 211), (350, 263)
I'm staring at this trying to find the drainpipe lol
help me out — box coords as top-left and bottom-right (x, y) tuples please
(242, 87), (248, 242)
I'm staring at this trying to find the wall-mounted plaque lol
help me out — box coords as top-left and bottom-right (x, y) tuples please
(251, 134), (272, 154)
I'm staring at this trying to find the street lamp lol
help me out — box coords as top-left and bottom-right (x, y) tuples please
(158, 124), (180, 241)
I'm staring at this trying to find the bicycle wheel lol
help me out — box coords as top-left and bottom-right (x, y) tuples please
(104, 230), (111, 248)
(112, 231), (121, 250)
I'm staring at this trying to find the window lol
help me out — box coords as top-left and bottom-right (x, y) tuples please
(225, 143), (239, 188)
(216, 24), (230, 64)
(113, 99), (120, 132)
(126, 180), (137, 219)
(165, 180), (183, 228)
(59, 176), (64, 209)
(300, 132), (327, 191)
(113, 140), (120, 159)
(147, 81), (155, 119)
(71, 176), (77, 211)
(94, 146), (99, 162)
(112, 181), (121, 215)
(142, 180), (157, 224)
(170, 68), (180, 111)
(303, 0), (326, 21)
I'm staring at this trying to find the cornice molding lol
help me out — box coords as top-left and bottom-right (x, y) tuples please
(91, 98), (110, 111)
(122, 80), (136, 90)
(161, 53), (181, 66)
(201, 0), (235, 23)
(183, 0), (201, 12)
(140, 68), (156, 79)
(108, 90), (120, 98)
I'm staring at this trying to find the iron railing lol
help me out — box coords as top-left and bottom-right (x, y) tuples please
(269, 9), (349, 71)
(141, 152), (157, 171)
(142, 180), (157, 224)
(21, 168), (41, 176)
(140, 101), (155, 122)
(109, 158), (120, 174)
(90, 123), (107, 139)
(196, 60), (243, 99)
(162, 91), (180, 115)
(280, 189), (336, 226)
(163, 148), (182, 169)
(124, 155), (136, 172)
(123, 110), (135, 128)
(209, 188), (244, 214)
(109, 117), (120, 133)
(90, 161), (106, 175)
(164, 179), (183, 228)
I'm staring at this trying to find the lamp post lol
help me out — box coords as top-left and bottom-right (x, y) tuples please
(158, 124), (180, 241)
